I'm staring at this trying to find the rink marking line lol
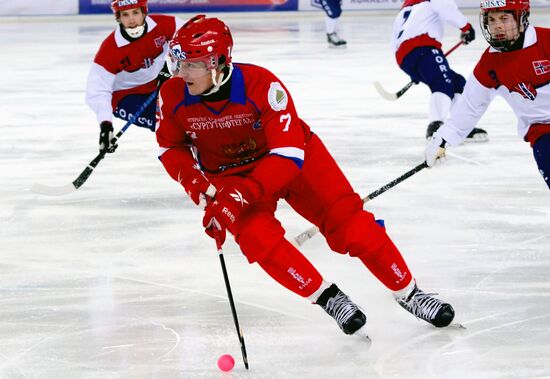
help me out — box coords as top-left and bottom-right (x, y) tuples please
(112, 275), (309, 321)
(472, 232), (550, 294)
(445, 151), (484, 166)
(149, 320), (181, 361)
(372, 311), (506, 378)
(0, 324), (74, 373)
(426, 311), (550, 379)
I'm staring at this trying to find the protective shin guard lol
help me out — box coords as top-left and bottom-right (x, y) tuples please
(358, 237), (412, 291)
(257, 239), (324, 298)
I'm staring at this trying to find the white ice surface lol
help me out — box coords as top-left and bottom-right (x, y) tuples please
(1, 10), (550, 379)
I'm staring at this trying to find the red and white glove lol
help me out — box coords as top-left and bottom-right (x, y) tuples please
(460, 23), (475, 45)
(202, 180), (262, 244)
(179, 172), (217, 209)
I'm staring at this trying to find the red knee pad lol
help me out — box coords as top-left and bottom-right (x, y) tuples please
(235, 215), (285, 263)
(320, 192), (363, 235)
(325, 210), (392, 258)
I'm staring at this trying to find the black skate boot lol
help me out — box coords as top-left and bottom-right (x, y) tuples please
(395, 284), (455, 327)
(316, 284), (366, 335)
(426, 121), (443, 139)
(465, 127), (489, 142)
(327, 32), (347, 47)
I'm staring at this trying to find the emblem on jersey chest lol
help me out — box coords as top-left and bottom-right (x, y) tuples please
(221, 138), (258, 159)
(154, 36), (166, 49)
(533, 60), (550, 76)
(268, 82), (288, 111)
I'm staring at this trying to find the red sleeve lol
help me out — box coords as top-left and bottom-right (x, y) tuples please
(156, 78), (198, 184)
(242, 67), (305, 199)
(94, 35), (118, 74)
(473, 49), (499, 89)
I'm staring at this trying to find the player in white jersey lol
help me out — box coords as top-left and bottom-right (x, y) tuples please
(392, 0), (488, 141)
(314, 0), (346, 47)
(85, 0), (184, 154)
(425, 0), (550, 189)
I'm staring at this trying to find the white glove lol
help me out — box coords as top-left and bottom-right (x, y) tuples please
(425, 134), (447, 167)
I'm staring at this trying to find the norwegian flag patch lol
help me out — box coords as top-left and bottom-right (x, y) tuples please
(533, 60), (550, 75)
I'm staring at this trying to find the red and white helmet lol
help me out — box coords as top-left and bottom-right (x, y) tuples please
(169, 15), (233, 71)
(480, 0), (530, 50)
(111, 0), (148, 15)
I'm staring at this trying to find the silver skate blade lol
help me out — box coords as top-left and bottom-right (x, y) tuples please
(30, 182), (77, 196)
(353, 325), (372, 343)
(449, 322), (466, 330)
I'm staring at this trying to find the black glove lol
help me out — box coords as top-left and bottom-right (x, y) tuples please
(460, 23), (475, 45)
(157, 62), (172, 88)
(99, 121), (118, 154)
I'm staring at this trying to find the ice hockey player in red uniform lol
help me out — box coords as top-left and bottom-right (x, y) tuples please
(426, 0), (550, 189)
(392, 0), (488, 141)
(85, 0), (184, 154)
(157, 15), (456, 337)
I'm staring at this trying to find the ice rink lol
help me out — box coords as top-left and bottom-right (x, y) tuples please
(1, 8), (550, 379)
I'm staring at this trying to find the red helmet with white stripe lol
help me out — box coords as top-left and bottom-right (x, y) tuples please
(111, 0), (148, 14)
(168, 15), (233, 70)
(480, 0), (530, 51)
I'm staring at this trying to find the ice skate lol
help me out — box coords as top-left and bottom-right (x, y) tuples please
(465, 127), (489, 142)
(316, 284), (367, 337)
(426, 120), (443, 139)
(327, 32), (347, 47)
(395, 283), (455, 327)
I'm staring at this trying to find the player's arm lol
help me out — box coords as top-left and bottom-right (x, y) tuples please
(85, 62), (116, 124)
(86, 46), (119, 154)
(425, 68), (495, 165)
(202, 76), (305, 237)
(439, 73), (495, 146)
(431, 0), (475, 44)
(156, 81), (215, 208)
(242, 80), (305, 202)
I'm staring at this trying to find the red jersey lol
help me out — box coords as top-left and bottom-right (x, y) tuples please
(156, 64), (311, 179)
(439, 26), (550, 146)
(85, 15), (184, 123)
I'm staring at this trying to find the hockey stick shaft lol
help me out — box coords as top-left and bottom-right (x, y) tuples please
(72, 91), (158, 189)
(214, 231), (249, 370)
(375, 41), (464, 100)
(292, 161), (429, 247)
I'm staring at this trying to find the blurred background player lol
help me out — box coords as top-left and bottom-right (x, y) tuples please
(314, 0), (346, 47)
(392, 0), (489, 140)
(85, 0), (184, 154)
(425, 0), (550, 189)
(156, 15), (456, 338)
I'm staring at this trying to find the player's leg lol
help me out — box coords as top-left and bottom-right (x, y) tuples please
(113, 92), (157, 131)
(321, 0), (346, 47)
(532, 133), (550, 189)
(229, 195), (366, 335)
(286, 134), (455, 327)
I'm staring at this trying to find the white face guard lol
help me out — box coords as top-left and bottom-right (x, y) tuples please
(125, 24), (145, 38)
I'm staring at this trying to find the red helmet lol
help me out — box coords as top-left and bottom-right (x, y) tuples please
(169, 15), (233, 70)
(479, 0), (530, 51)
(111, 0), (148, 14)
(480, 0), (529, 12)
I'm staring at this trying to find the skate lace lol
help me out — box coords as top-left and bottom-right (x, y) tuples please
(404, 290), (444, 322)
(325, 292), (358, 328)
